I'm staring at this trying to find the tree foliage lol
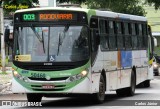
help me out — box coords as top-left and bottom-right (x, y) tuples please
(57, 0), (85, 4)
(145, 0), (160, 10)
(86, 0), (146, 16)
(56, 0), (146, 16)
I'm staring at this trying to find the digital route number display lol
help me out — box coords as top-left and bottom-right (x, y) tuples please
(23, 14), (36, 21)
(22, 13), (77, 22)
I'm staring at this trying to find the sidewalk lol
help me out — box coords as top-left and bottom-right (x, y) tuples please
(0, 72), (12, 94)
(0, 63), (12, 94)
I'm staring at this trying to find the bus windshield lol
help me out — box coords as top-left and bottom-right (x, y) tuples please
(14, 25), (89, 62)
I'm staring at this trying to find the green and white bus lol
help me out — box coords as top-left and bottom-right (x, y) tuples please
(12, 7), (155, 103)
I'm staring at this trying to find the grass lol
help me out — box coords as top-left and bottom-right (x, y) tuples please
(145, 6), (160, 32)
(0, 72), (7, 75)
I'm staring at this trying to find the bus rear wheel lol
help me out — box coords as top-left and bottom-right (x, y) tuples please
(93, 75), (105, 103)
(27, 93), (42, 102)
(143, 80), (150, 87)
(116, 71), (136, 96)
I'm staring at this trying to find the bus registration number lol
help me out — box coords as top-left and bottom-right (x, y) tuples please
(42, 85), (54, 89)
(31, 73), (45, 78)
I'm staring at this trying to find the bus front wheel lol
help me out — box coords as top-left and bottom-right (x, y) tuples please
(93, 75), (105, 103)
(27, 93), (42, 102)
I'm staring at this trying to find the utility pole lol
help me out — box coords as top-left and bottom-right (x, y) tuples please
(0, 4), (6, 73)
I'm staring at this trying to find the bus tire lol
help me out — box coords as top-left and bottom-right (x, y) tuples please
(27, 93), (42, 102)
(143, 80), (150, 87)
(93, 75), (105, 103)
(116, 71), (136, 96)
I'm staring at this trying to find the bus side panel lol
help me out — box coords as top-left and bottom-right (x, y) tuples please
(108, 71), (118, 90)
(136, 68), (142, 85)
(91, 46), (103, 92)
(103, 51), (118, 90)
(117, 51), (132, 89)
(91, 46), (104, 72)
(148, 66), (154, 80)
(91, 73), (101, 93)
(132, 50), (148, 85)
(140, 50), (148, 82)
(132, 50), (141, 84)
(117, 69), (131, 89)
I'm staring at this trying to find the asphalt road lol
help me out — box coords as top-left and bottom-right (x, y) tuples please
(1, 76), (160, 109)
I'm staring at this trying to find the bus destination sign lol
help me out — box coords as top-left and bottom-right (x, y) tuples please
(39, 14), (73, 21)
(22, 12), (77, 22)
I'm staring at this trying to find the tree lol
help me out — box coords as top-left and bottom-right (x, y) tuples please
(57, 0), (146, 16)
(49, 0), (160, 11)
(86, 0), (146, 16)
(145, 0), (160, 10)
(0, 0), (3, 6)
(58, 0), (85, 4)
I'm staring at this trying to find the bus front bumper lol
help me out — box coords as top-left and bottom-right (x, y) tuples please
(12, 76), (92, 94)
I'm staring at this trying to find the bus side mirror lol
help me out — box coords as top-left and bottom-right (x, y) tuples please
(4, 28), (10, 43)
(153, 37), (157, 47)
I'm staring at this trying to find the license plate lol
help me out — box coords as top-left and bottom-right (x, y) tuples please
(42, 85), (54, 89)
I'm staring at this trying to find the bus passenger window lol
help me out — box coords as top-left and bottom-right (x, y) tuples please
(124, 23), (129, 35)
(131, 23), (138, 49)
(137, 24), (144, 49)
(124, 22), (131, 49)
(99, 20), (106, 34)
(109, 21), (115, 34)
(91, 29), (99, 52)
(117, 22), (124, 49)
(108, 21), (116, 49)
(99, 19), (108, 50)
(138, 24), (142, 35)
(142, 24), (148, 48)
(116, 22), (122, 34)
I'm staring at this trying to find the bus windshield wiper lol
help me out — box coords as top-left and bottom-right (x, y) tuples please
(31, 26), (42, 42)
(57, 33), (61, 56)
(42, 31), (45, 53)
(57, 25), (69, 55)
(31, 26), (45, 53)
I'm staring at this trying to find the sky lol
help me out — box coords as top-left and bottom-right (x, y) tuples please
(38, 0), (49, 6)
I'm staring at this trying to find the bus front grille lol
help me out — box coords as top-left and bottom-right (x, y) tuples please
(13, 60), (88, 71)
(21, 65), (75, 71)
(28, 77), (68, 81)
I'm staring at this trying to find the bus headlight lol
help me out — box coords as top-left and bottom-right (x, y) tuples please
(67, 70), (88, 82)
(153, 63), (158, 68)
(81, 70), (88, 77)
(13, 70), (29, 82)
(13, 70), (21, 78)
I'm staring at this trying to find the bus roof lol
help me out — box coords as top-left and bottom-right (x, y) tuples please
(15, 7), (90, 13)
(15, 7), (147, 22)
(95, 10), (147, 21)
